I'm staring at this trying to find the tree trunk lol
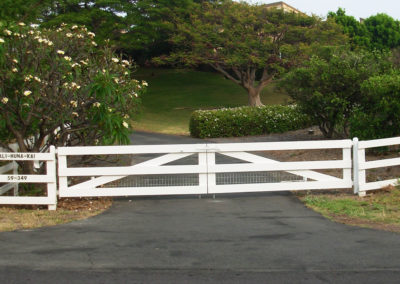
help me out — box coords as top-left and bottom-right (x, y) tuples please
(248, 87), (263, 107)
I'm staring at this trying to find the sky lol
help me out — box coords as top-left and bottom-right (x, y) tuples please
(244, 0), (400, 20)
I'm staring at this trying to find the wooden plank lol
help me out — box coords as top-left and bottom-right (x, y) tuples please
(209, 160), (350, 173)
(0, 162), (15, 173)
(0, 196), (53, 205)
(359, 136), (400, 149)
(57, 144), (208, 155)
(360, 157), (400, 170)
(209, 180), (352, 194)
(0, 175), (55, 183)
(208, 140), (352, 152)
(0, 184), (14, 195)
(59, 185), (207, 198)
(0, 152), (54, 161)
(360, 179), (398, 191)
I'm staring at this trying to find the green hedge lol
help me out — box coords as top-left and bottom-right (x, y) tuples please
(189, 105), (312, 138)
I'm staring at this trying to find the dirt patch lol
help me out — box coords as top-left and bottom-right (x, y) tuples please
(0, 197), (112, 232)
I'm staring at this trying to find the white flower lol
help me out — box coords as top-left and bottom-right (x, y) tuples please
(23, 90), (32, 96)
(56, 28), (63, 32)
(18, 22), (25, 26)
(80, 60), (88, 65)
(4, 30), (12, 36)
(12, 68), (18, 73)
(122, 121), (129, 128)
(132, 92), (138, 98)
(114, 78), (119, 84)
(0, 38), (4, 43)
(121, 60), (129, 65)
(34, 76), (41, 82)
(123, 114), (129, 119)
(91, 41), (97, 46)
(124, 71), (129, 75)
(57, 50), (65, 55)
(47, 41), (53, 46)
(108, 107), (113, 112)
(93, 102), (101, 107)
(1, 97), (8, 104)
(71, 25), (78, 30)
(70, 100), (78, 107)
(24, 75), (32, 82)
(77, 34), (84, 39)
(64, 56), (72, 61)
(87, 32), (95, 38)
(142, 81), (148, 87)
(112, 58), (119, 63)
(72, 112), (79, 117)
(12, 59), (18, 64)
(66, 33), (73, 38)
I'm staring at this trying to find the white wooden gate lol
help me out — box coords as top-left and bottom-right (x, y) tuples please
(58, 140), (353, 198)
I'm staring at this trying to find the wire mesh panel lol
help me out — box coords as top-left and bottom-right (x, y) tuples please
(104, 174), (199, 188)
(216, 171), (304, 185)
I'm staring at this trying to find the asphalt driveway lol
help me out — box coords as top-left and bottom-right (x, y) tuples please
(1, 131), (400, 283)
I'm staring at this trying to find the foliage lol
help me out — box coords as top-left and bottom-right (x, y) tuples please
(189, 105), (311, 138)
(329, 8), (400, 51)
(280, 48), (391, 138)
(328, 8), (370, 49)
(154, 0), (347, 106)
(0, 23), (145, 160)
(0, 0), (53, 25)
(364, 14), (400, 50)
(39, 0), (127, 47)
(350, 73), (400, 140)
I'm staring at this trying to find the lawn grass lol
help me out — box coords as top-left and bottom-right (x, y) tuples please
(132, 68), (289, 135)
(299, 187), (400, 232)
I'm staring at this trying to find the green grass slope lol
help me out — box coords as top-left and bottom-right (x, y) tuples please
(133, 68), (289, 135)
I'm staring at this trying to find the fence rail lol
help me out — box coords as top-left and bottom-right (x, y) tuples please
(1, 136), (400, 210)
(354, 137), (400, 195)
(0, 146), (57, 210)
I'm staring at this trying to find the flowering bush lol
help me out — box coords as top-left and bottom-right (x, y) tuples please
(189, 105), (311, 138)
(0, 23), (146, 160)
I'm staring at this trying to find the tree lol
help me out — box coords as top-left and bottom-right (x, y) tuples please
(329, 9), (400, 51)
(328, 8), (370, 49)
(0, 23), (145, 174)
(154, 0), (346, 106)
(0, 0), (53, 24)
(364, 13), (400, 50)
(281, 48), (391, 138)
(39, 0), (127, 46)
(350, 73), (400, 140)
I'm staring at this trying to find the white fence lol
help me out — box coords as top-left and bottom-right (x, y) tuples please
(354, 137), (400, 196)
(1, 137), (400, 210)
(0, 146), (57, 210)
(58, 140), (353, 198)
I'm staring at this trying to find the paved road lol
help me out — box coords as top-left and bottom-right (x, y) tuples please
(1, 131), (400, 283)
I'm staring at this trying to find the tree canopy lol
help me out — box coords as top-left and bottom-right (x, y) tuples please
(154, 0), (346, 106)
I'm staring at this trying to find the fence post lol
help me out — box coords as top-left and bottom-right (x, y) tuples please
(47, 146), (57, 210)
(13, 161), (19, 196)
(352, 137), (359, 195)
(206, 145), (216, 195)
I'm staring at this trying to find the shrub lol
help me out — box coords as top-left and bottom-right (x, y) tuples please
(189, 105), (311, 138)
(280, 48), (391, 138)
(350, 73), (400, 140)
(0, 23), (146, 176)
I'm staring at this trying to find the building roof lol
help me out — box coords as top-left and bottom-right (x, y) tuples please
(263, 1), (304, 15)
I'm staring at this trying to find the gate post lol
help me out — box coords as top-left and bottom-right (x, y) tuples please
(353, 137), (366, 196)
(353, 137), (359, 195)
